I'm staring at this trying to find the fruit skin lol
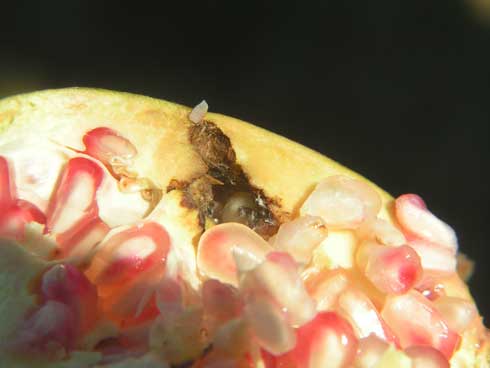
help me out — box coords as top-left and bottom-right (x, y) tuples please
(0, 88), (488, 367)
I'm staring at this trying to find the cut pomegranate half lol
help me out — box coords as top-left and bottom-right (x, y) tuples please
(275, 312), (358, 368)
(197, 223), (272, 286)
(381, 290), (460, 359)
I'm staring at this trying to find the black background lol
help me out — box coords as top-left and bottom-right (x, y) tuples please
(1, 1), (489, 320)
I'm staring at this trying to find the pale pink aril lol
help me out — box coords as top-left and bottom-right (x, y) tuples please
(197, 222), (272, 287)
(244, 295), (296, 355)
(301, 175), (381, 229)
(83, 127), (137, 168)
(272, 215), (328, 264)
(240, 252), (316, 327)
(337, 288), (396, 343)
(354, 334), (389, 368)
(395, 194), (457, 252)
(381, 291), (460, 359)
(356, 241), (422, 295)
(404, 345), (450, 368)
(202, 279), (241, 322)
(275, 311), (358, 368)
(408, 239), (457, 273)
(433, 296), (478, 334)
(304, 268), (350, 311)
(45, 157), (103, 238)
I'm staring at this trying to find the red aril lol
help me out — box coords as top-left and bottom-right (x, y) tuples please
(0, 156), (14, 207)
(0, 157), (46, 241)
(356, 241), (422, 295)
(83, 127), (137, 169)
(240, 252), (316, 328)
(395, 194), (457, 252)
(45, 157), (104, 237)
(381, 290), (460, 359)
(404, 345), (450, 368)
(41, 264), (98, 335)
(55, 217), (110, 259)
(0, 199), (46, 241)
(276, 312), (358, 368)
(197, 223), (272, 287)
(86, 221), (170, 291)
(301, 175), (381, 229)
(0, 142), (70, 213)
(85, 222), (170, 323)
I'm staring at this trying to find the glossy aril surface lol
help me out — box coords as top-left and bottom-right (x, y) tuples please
(381, 291), (460, 359)
(395, 194), (457, 252)
(83, 127), (137, 168)
(405, 345), (450, 368)
(197, 223), (272, 286)
(45, 157), (104, 236)
(275, 312), (358, 368)
(301, 175), (381, 229)
(356, 241), (422, 295)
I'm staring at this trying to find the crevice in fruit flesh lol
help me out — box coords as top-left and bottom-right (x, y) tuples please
(182, 119), (282, 238)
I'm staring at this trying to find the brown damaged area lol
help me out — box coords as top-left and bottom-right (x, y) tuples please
(172, 119), (287, 238)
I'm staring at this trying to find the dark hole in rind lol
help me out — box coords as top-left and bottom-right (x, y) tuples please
(186, 120), (281, 238)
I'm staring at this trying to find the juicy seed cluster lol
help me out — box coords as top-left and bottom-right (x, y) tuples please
(0, 125), (484, 368)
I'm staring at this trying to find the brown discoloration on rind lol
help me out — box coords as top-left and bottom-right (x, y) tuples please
(187, 119), (282, 236)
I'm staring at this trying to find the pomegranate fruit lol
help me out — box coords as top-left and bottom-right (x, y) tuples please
(0, 88), (488, 367)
